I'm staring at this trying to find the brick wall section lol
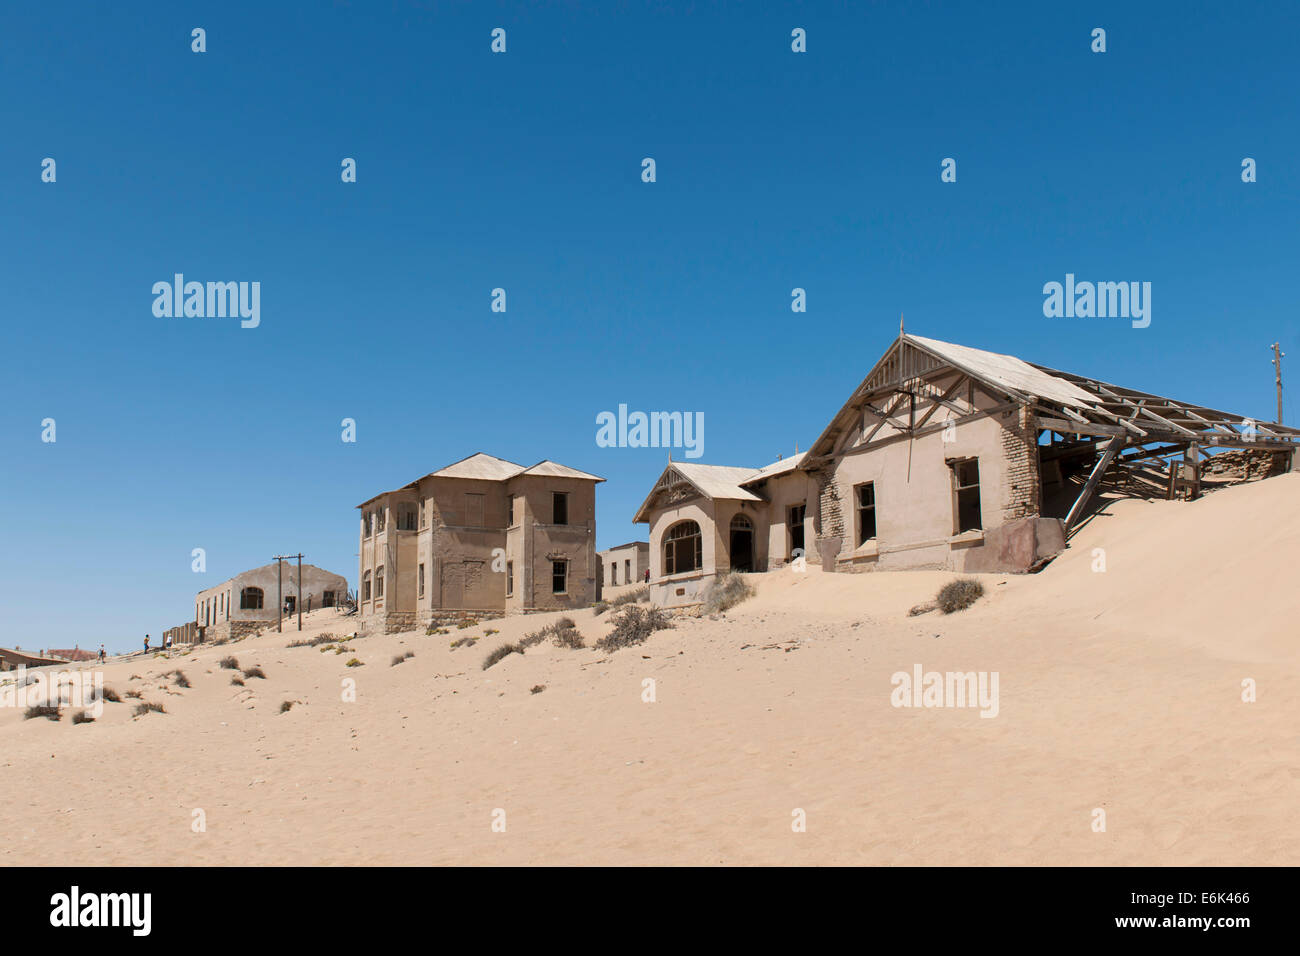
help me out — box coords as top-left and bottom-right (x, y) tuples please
(816, 468), (844, 540)
(1000, 405), (1041, 521)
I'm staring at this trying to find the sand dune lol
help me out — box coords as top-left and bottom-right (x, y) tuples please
(2, 475), (1297, 865)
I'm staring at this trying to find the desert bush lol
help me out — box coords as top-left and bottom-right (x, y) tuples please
(124, 689), (143, 699)
(99, 686), (121, 703)
(482, 643), (524, 670)
(449, 636), (477, 650)
(219, 656), (239, 670)
(241, 666), (266, 680)
(701, 572), (754, 614)
(280, 700), (295, 714)
(168, 669), (191, 688)
(391, 651), (414, 666)
(551, 620), (585, 650)
(231, 676), (245, 686)
(24, 705), (61, 721)
(72, 710), (95, 724)
(936, 578), (985, 614)
(133, 701), (166, 716)
(345, 658), (363, 667)
(530, 684), (545, 694)
(596, 605), (674, 652)
(290, 634), (338, 648)
(612, 586), (649, 608)
(592, 601), (610, 616)
(457, 619), (480, 630)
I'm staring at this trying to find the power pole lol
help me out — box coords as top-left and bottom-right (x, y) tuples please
(1271, 343), (1285, 424)
(273, 555), (287, 632)
(296, 553), (304, 631)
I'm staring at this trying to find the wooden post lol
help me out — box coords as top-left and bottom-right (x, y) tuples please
(1065, 436), (1124, 530)
(296, 553), (303, 631)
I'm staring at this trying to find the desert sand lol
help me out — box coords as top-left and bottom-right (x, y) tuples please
(2, 475), (1297, 866)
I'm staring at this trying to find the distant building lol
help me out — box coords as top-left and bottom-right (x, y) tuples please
(0, 648), (65, 671)
(599, 541), (649, 587)
(49, 647), (97, 663)
(357, 452), (603, 632)
(193, 563), (349, 642)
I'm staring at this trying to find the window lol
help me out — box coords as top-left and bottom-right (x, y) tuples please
(465, 493), (484, 527)
(951, 458), (982, 533)
(363, 513), (372, 538)
(625, 559), (631, 583)
(552, 560), (568, 594)
(856, 484), (877, 545)
(418, 563), (425, 598)
(240, 586), (264, 610)
(375, 566), (385, 598)
(552, 492), (568, 525)
(789, 503), (807, 557)
(398, 506), (418, 531)
(663, 520), (702, 575)
(506, 495), (516, 527)
(361, 572), (371, 602)
(376, 508), (386, 533)
(609, 563), (617, 586)
(419, 498), (427, 528)
(323, 590), (336, 608)
(506, 561), (514, 597)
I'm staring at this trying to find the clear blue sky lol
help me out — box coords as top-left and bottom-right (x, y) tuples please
(2, 2), (1297, 652)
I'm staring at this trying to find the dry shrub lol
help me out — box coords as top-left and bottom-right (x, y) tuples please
(596, 605), (673, 652)
(134, 701), (166, 716)
(936, 578), (985, 614)
(24, 705), (61, 721)
(241, 666), (266, 680)
(482, 643), (524, 670)
(391, 651), (414, 666)
(219, 656), (239, 670)
(701, 572), (754, 614)
(72, 710), (95, 724)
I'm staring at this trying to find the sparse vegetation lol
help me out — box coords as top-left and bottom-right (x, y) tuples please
(72, 710), (95, 724)
(596, 605), (674, 652)
(280, 700), (295, 714)
(701, 572), (754, 614)
(219, 656), (239, 670)
(167, 669), (191, 688)
(125, 689), (143, 699)
(936, 578), (985, 614)
(449, 636), (477, 650)
(290, 634), (339, 648)
(241, 666), (266, 680)
(456, 619), (480, 630)
(593, 586), (651, 617)
(517, 617), (585, 650)
(530, 684), (545, 694)
(484, 628), (499, 636)
(99, 686), (122, 703)
(345, 658), (363, 667)
(133, 701), (166, 716)
(391, 651), (415, 666)
(24, 705), (61, 721)
(231, 676), (245, 686)
(426, 624), (452, 636)
(482, 642), (524, 670)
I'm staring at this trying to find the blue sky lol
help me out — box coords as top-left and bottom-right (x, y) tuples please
(2, 2), (1297, 652)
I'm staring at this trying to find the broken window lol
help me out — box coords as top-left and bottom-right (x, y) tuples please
(664, 520), (702, 575)
(789, 503), (807, 557)
(240, 587), (264, 610)
(418, 563), (425, 598)
(950, 458), (982, 533)
(398, 506), (418, 531)
(323, 590), (336, 608)
(506, 495), (516, 527)
(551, 560), (567, 594)
(552, 492), (568, 525)
(361, 572), (371, 602)
(856, 483), (877, 545)
(419, 498), (427, 528)
(375, 566), (385, 599)
(506, 561), (514, 597)
(465, 493), (484, 528)
(625, 559), (631, 582)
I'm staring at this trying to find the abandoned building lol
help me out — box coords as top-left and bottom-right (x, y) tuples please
(599, 541), (650, 587)
(635, 332), (1300, 606)
(357, 452), (603, 631)
(192, 563), (349, 641)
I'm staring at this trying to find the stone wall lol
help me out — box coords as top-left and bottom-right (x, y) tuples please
(1000, 405), (1041, 522)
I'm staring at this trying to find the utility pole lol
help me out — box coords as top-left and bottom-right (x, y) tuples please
(296, 553), (304, 631)
(273, 555), (287, 632)
(1271, 343), (1285, 424)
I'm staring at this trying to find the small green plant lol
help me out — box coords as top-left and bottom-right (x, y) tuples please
(484, 628), (499, 636)
(345, 658), (363, 667)
(936, 578), (985, 614)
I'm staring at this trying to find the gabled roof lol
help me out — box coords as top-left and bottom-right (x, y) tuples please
(357, 452), (602, 507)
(805, 332), (1300, 463)
(519, 460), (605, 482)
(633, 461), (772, 523)
(741, 451), (806, 486)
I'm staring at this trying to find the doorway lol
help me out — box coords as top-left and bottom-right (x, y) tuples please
(729, 513), (754, 573)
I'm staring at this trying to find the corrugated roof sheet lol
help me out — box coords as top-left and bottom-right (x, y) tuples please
(907, 335), (1097, 408)
(742, 451), (806, 484)
(429, 452), (526, 481)
(670, 463), (765, 502)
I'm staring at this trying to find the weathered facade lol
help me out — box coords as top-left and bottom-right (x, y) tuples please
(193, 563), (349, 642)
(357, 453), (603, 632)
(635, 333), (1300, 606)
(599, 541), (650, 587)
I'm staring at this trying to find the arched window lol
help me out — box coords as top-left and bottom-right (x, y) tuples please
(240, 587), (264, 610)
(362, 571), (372, 602)
(730, 514), (753, 531)
(663, 520), (702, 575)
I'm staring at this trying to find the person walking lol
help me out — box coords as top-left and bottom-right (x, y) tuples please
(143, 634), (150, 653)
(98, 644), (106, 664)
(644, 568), (650, 584)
